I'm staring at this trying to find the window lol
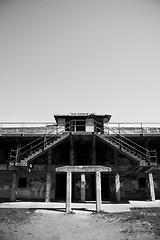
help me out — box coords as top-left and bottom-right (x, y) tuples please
(18, 178), (27, 188)
(139, 177), (147, 188)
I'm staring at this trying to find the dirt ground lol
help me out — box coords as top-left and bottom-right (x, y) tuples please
(0, 208), (160, 240)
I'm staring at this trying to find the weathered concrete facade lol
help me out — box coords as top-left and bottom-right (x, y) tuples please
(0, 113), (160, 210)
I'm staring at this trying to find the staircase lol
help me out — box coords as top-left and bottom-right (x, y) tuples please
(9, 119), (157, 168)
(95, 131), (157, 167)
(10, 127), (69, 167)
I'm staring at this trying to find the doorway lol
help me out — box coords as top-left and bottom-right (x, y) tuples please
(101, 174), (110, 201)
(55, 173), (66, 201)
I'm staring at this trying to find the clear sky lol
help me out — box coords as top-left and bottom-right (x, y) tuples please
(0, 0), (160, 123)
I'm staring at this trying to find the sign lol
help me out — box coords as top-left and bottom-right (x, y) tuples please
(69, 113), (95, 116)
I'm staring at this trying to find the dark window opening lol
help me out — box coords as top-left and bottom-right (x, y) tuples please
(55, 174), (66, 200)
(76, 120), (85, 131)
(139, 177), (147, 188)
(18, 178), (27, 188)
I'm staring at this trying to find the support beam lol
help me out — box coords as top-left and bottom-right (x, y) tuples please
(96, 171), (102, 212)
(48, 149), (52, 165)
(45, 172), (51, 202)
(11, 172), (17, 202)
(81, 174), (85, 202)
(66, 172), (72, 213)
(115, 173), (121, 202)
(52, 173), (56, 200)
(92, 134), (96, 165)
(70, 134), (74, 166)
(114, 150), (118, 167)
(45, 149), (52, 202)
(148, 173), (155, 201)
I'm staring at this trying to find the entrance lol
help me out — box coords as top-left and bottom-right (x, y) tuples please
(101, 174), (110, 201)
(55, 173), (66, 201)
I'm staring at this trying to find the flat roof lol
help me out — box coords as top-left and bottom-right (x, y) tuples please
(54, 113), (112, 122)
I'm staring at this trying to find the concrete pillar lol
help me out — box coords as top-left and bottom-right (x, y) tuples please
(45, 149), (52, 202)
(92, 134), (96, 165)
(96, 171), (102, 212)
(114, 150), (118, 166)
(45, 172), (51, 202)
(81, 174), (85, 202)
(66, 171), (72, 213)
(16, 139), (21, 164)
(148, 173), (155, 201)
(52, 173), (56, 200)
(48, 149), (52, 165)
(115, 173), (121, 202)
(70, 134), (74, 166)
(11, 172), (17, 201)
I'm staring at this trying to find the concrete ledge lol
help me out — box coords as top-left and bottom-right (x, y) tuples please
(1, 200), (160, 213)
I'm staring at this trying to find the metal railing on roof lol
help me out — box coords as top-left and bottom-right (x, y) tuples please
(1, 121), (160, 135)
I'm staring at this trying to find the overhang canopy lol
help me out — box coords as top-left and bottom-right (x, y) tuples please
(55, 165), (112, 173)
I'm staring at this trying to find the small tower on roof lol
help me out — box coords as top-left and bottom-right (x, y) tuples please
(54, 113), (111, 133)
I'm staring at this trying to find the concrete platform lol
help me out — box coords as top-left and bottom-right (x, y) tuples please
(1, 200), (160, 213)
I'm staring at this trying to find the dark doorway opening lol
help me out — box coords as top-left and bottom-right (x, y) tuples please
(101, 174), (110, 201)
(55, 174), (66, 201)
(90, 174), (96, 200)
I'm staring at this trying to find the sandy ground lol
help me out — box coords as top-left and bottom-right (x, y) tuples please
(1, 201), (160, 240)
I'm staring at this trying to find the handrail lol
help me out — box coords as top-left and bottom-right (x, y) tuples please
(14, 120), (72, 163)
(94, 120), (156, 162)
(94, 120), (148, 152)
(2, 121), (160, 136)
(10, 119), (157, 165)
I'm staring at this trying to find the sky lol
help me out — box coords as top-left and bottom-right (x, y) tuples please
(0, 0), (160, 123)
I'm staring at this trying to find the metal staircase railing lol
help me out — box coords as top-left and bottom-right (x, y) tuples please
(9, 119), (157, 167)
(9, 121), (71, 166)
(94, 120), (157, 166)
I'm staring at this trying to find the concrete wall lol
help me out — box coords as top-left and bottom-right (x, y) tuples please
(1, 171), (160, 202)
(0, 172), (12, 199)
(0, 171), (56, 201)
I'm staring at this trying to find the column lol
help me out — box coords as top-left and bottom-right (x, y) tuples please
(16, 139), (21, 164)
(70, 134), (74, 165)
(45, 172), (51, 202)
(11, 172), (17, 202)
(114, 150), (118, 167)
(148, 173), (155, 201)
(66, 171), (72, 213)
(115, 173), (121, 202)
(52, 173), (56, 200)
(45, 149), (52, 202)
(92, 134), (96, 165)
(96, 171), (102, 212)
(81, 174), (85, 202)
